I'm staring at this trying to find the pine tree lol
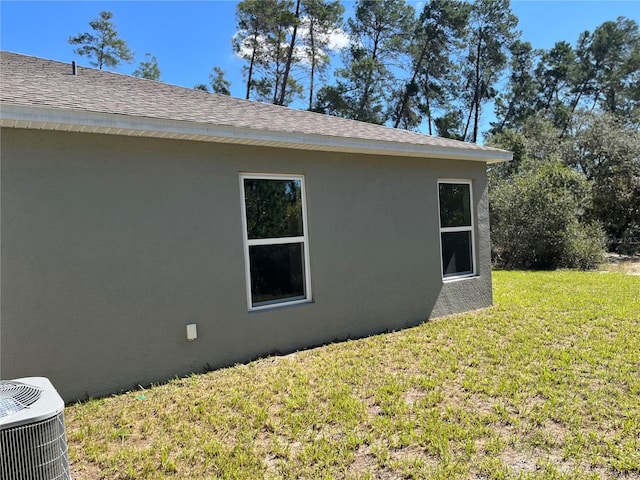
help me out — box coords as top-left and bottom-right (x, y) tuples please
(234, 0), (284, 100)
(297, 0), (345, 109)
(133, 53), (160, 80)
(210, 67), (231, 95)
(391, 0), (470, 133)
(460, 0), (519, 143)
(69, 11), (134, 70)
(492, 40), (538, 133)
(316, 0), (414, 124)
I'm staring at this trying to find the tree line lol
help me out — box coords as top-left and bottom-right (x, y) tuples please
(232, 0), (520, 144)
(70, 3), (640, 265)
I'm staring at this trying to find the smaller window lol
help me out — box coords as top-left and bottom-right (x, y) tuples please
(240, 174), (312, 310)
(438, 180), (475, 279)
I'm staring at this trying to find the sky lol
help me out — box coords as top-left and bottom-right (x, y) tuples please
(1, 0), (639, 135)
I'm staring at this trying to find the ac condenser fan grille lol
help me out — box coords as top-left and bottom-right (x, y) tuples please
(0, 381), (43, 418)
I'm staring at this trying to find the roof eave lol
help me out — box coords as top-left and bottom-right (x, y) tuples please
(0, 103), (512, 163)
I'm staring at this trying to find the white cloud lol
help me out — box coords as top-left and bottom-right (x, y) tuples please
(232, 17), (350, 65)
(326, 29), (350, 50)
(297, 16), (350, 52)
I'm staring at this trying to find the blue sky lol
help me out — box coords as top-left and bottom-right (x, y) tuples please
(2, 1), (639, 134)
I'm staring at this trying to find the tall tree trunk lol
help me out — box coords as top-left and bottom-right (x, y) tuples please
(356, 32), (381, 121)
(472, 91), (481, 142)
(462, 101), (474, 140)
(560, 76), (591, 137)
(498, 100), (514, 132)
(393, 48), (427, 129)
(246, 56), (255, 100)
(309, 52), (316, 110)
(425, 94), (433, 135)
(471, 32), (483, 143)
(246, 38), (258, 100)
(308, 19), (317, 110)
(278, 0), (301, 106)
(271, 34), (286, 105)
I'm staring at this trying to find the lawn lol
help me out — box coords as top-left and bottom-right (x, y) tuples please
(66, 271), (640, 479)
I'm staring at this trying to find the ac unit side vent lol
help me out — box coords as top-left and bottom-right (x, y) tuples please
(0, 380), (44, 418)
(0, 377), (71, 480)
(0, 411), (71, 480)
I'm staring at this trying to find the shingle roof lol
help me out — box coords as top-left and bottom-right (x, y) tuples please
(0, 51), (511, 163)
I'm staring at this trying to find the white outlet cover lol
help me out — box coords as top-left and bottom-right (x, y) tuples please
(186, 324), (197, 341)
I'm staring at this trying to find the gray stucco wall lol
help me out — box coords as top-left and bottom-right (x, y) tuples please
(1, 128), (492, 401)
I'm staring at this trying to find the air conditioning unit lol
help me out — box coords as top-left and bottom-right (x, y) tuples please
(0, 377), (71, 480)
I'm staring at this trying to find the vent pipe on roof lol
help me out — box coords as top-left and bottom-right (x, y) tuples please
(72, 61), (77, 76)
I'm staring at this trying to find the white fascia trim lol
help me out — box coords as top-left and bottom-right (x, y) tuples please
(0, 103), (512, 163)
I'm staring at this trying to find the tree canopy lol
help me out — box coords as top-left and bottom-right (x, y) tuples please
(133, 53), (160, 80)
(69, 11), (134, 70)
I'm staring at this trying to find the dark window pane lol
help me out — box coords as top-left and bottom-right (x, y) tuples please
(249, 243), (305, 305)
(442, 231), (473, 276)
(244, 179), (303, 239)
(439, 183), (471, 228)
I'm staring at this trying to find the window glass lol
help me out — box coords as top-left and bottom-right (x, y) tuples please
(439, 180), (475, 279)
(441, 231), (473, 276)
(249, 243), (305, 305)
(241, 175), (311, 309)
(244, 179), (303, 239)
(439, 183), (471, 228)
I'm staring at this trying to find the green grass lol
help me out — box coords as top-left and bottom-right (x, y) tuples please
(66, 271), (640, 479)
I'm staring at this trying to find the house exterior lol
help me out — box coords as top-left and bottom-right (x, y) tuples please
(0, 52), (511, 402)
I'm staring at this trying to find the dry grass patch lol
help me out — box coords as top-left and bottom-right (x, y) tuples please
(602, 253), (640, 275)
(66, 271), (640, 479)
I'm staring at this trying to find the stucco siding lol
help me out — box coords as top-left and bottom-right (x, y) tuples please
(1, 128), (492, 401)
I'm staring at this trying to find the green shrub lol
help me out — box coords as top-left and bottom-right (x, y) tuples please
(490, 162), (606, 270)
(561, 221), (606, 270)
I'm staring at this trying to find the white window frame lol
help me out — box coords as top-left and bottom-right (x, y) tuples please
(437, 179), (476, 281)
(239, 173), (312, 311)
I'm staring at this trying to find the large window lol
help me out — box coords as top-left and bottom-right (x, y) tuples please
(438, 180), (475, 279)
(240, 174), (311, 310)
